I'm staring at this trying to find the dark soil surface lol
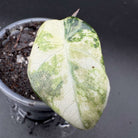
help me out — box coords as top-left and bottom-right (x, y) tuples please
(0, 21), (44, 100)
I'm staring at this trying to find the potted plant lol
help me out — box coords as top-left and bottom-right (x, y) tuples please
(0, 18), (54, 121)
(0, 10), (110, 129)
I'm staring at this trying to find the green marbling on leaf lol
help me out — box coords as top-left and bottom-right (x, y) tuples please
(28, 17), (110, 130)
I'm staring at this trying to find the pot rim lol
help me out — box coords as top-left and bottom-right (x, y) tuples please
(0, 18), (51, 110)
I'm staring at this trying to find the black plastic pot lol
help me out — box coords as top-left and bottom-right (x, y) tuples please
(0, 18), (54, 121)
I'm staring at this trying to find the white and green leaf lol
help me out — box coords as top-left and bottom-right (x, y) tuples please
(27, 17), (110, 129)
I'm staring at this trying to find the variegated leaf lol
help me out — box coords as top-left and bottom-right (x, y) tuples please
(27, 17), (110, 129)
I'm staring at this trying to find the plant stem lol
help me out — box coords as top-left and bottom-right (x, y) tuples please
(72, 8), (80, 17)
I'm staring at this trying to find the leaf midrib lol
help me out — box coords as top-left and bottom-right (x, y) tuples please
(63, 38), (84, 127)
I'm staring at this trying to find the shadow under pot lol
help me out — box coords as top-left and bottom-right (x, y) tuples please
(0, 18), (54, 121)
